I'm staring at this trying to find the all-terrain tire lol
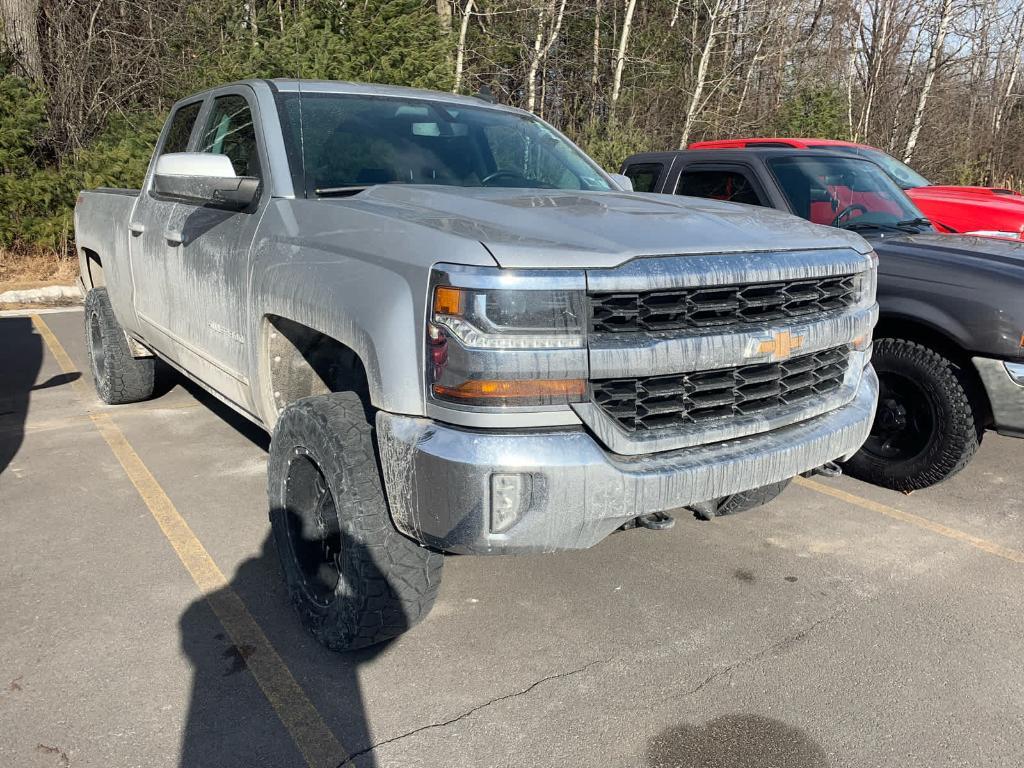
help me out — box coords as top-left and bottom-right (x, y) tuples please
(715, 478), (792, 516)
(268, 391), (443, 651)
(84, 287), (155, 404)
(844, 339), (981, 491)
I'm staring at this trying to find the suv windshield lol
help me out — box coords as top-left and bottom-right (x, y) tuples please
(769, 155), (929, 233)
(809, 145), (930, 189)
(277, 92), (612, 196)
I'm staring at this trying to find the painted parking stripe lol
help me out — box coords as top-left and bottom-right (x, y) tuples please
(795, 476), (1024, 566)
(31, 314), (348, 768)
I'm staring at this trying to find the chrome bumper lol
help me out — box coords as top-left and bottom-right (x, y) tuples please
(377, 366), (878, 555)
(973, 357), (1024, 437)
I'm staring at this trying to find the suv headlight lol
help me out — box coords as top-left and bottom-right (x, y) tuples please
(427, 265), (587, 408)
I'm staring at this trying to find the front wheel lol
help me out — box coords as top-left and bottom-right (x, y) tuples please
(268, 391), (443, 651)
(844, 339), (981, 491)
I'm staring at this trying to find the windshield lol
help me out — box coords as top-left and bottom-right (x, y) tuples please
(276, 92), (612, 196)
(809, 145), (930, 189)
(769, 155), (928, 232)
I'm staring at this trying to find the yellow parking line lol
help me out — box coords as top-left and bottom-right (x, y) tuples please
(795, 476), (1024, 566)
(31, 315), (347, 768)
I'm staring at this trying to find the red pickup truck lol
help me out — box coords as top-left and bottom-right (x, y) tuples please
(690, 137), (1024, 241)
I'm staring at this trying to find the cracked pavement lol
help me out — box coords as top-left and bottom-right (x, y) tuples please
(3, 309), (1024, 768)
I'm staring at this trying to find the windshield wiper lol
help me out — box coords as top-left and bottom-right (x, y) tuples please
(895, 217), (932, 231)
(315, 185), (374, 197)
(839, 221), (908, 234)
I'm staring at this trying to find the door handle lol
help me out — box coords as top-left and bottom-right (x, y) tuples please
(164, 230), (183, 246)
(129, 222), (145, 236)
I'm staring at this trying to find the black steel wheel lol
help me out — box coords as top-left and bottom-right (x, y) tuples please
(845, 339), (981, 491)
(268, 391), (443, 651)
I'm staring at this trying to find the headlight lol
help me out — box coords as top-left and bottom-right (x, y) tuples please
(427, 266), (587, 408)
(850, 250), (877, 307)
(432, 286), (585, 348)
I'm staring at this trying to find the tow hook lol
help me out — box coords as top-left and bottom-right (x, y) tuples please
(688, 500), (719, 521)
(803, 461), (843, 479)
(636, 511), (676, 530)
(618, 511), (677, 532)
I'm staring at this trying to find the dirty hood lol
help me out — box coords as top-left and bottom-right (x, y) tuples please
(337, 185), (870, 268)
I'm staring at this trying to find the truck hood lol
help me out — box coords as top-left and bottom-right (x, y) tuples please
(874, 231), (1024, 274)
(337, 185), (870, 268)
(913, 185), (1024, 200)
(907, 185), (1024, 235)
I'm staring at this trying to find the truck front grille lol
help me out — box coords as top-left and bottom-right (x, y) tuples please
(591, 345), (850, 432)
(590, 275), (859, 333)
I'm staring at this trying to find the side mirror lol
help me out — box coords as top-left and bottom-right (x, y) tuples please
(151, 152), (260, 211)
(608, 173), (634, 192)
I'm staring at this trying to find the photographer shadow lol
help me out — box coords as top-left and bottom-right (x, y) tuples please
(177, 521), (398, 768)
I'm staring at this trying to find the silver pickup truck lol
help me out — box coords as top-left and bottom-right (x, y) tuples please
(75, 79), (879, 650)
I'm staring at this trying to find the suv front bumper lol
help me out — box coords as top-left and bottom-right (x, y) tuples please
(973, 357), (1024, 438)
(377, 366), (878, 555)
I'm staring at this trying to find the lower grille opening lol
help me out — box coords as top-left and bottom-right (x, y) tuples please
(591, 345), (851, 432)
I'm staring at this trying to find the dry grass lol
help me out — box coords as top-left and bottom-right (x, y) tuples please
(0, 247), (79, 292)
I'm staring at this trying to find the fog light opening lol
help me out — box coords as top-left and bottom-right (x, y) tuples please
(490, 473), (532, 533)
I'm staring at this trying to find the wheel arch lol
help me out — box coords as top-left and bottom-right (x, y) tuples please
(258, 315), (376, 429)
(80, 247), (105, 289)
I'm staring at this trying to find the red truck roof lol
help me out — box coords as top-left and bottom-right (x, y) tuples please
(689, 138), (865, 150)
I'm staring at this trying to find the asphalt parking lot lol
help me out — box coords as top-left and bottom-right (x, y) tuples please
(2, 307), (1023, 768)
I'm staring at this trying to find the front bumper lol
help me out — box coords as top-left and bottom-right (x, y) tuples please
(377, 366), (878, 555)
(973, 357), (1024, 437)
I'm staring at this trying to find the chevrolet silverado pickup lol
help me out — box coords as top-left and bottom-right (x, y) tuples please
(623, 146), (1024, 491)
(690, 137), (1024, 240)
(75, 80), (879, 650)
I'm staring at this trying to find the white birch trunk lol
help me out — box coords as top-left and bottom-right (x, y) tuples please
(610, 0), (638, 111)
(526, 0), (567, 113)
(453, 0), (474, 93)
(903, 0), (956, 163)
(679, 0), (725, 149)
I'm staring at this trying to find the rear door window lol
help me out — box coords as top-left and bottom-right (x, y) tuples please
(623, 162), (664, 193)
(676, 168), (765, 206)
(160, 102), (202, 156)
(198, 95), (262, 179)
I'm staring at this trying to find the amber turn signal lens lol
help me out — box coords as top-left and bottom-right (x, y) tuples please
(432, 378), (586, 402)
(434, 286), (464, 316)
(851, 332), (872, 351)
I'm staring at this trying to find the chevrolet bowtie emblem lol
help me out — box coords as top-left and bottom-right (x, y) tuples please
(753, 331), (804, 359)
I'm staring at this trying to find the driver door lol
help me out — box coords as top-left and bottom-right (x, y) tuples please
(141, 87), (269, 410)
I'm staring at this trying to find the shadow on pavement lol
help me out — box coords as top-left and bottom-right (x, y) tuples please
(646, 713), (829, 767)
(0, 317), (44, 477)
(163, 363), (270, 451)
(178, 528), (395, 767)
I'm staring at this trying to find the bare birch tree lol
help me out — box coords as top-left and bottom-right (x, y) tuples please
(610, 0), (637, 112)
(903, 0), (957, 162)
(526, 0), (568, 113)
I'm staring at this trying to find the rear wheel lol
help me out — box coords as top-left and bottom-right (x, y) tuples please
(268, 391), (442, 651)
(84, 287), (155, 404)
(844, 339), (980, 491)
